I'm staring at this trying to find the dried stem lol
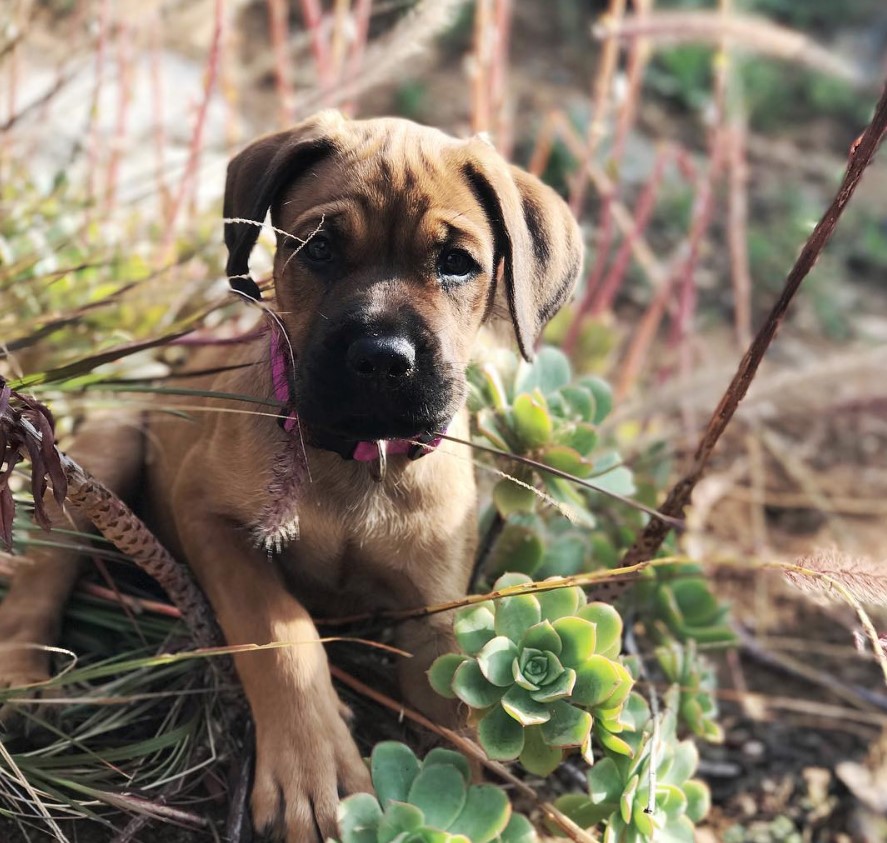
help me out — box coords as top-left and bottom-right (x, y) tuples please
(620, 78), (887, 568)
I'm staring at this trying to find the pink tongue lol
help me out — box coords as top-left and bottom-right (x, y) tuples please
(352, 437), (441, 462)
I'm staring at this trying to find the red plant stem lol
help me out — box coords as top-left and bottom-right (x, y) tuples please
(592, 143), (673, 315)
(162, 0), (225, 257)
(267, 0), (295, 126)
(569, 0), (627, 216)
(104, 20), (134, 216)
(343, 0), (373, 116)
(490, 0), (513, 155)
(85, 0), (110, 213)
(471, 0), (492, 135)
(620, 77), (887, 567)
(300, 0), (332, 97)
(149, 21), (171, 222)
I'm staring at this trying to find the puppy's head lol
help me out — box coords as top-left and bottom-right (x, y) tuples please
(224, 111), (582, 448)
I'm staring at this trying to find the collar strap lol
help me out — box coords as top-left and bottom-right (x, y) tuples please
(268, 326), (442, 461)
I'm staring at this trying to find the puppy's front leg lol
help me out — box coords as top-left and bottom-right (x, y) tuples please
(177, 512), (370, 842)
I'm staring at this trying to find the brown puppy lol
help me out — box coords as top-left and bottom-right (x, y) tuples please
(0, 111), (582, 841)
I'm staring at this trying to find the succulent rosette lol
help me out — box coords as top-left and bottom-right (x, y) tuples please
(336, 742), (536, 843)
(429, 574), (634, 775)
(555, 691), (711, 843)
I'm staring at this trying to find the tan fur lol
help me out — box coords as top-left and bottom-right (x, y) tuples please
(0, 112), (582, 842)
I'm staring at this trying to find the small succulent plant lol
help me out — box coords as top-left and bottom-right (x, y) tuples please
(335, 742), (536, 843)
(429, 574), (634, 775)
(555, 691), (711, 843)
(655, 639), (723, 743)
(467, 347), (635, 521)
(649, 564), (736, 646)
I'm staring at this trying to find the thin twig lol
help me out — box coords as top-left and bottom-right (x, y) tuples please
(620, 78), (887, 568)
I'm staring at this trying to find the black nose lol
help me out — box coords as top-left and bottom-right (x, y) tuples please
(346, 335), (416, 379)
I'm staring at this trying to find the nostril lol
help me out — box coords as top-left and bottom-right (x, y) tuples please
(347, 335), (416, 379)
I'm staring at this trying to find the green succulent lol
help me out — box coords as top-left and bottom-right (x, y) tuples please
(655, 640), (723, 743)
(555, 691), (711, 843)
(467, 347), (634, 522)
(650, 564), (736, 646)
(429, 574), (634, 775)
(335, 742), (536, 843)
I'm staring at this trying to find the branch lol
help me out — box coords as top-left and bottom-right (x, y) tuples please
(621, 78), (887, 568)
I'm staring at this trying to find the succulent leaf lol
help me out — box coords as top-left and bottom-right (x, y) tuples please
(407, 765), (467, 831)
(338, 792), (384, 843)
(452, 659), (508, 708)
(373, 742), (422, 808)
(519, 620), (563, 655)
(454, 603), (497, 656)
(501, 685), (552, 726)
(511, 393), (553, 449)
(447, 785), (511, 843)
(477, 637), (521, 687)
(552, 616), (597, 667)
(495, 594), (542, 642)
(539, 701), (593, 748)
(427, 654), (468, 699)
(478, 704), (526, 760)
(518, 724), (564, 776)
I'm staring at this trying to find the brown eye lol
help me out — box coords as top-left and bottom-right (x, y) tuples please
(305, 235), (333, 263)
(438, 248), (476, 282)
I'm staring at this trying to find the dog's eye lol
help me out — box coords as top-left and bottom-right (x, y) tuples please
(304, 235), (333, 263)
(438, 248), (476, 282)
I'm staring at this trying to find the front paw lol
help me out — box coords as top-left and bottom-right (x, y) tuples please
(251, 693), (372, 842)
(0, 645), (53, 728)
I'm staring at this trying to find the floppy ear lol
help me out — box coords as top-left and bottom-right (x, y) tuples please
(223, 112), (343, 299)
(464, 148), (583, 360)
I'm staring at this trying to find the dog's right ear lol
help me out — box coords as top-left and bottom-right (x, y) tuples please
(223, 112), (343, 300)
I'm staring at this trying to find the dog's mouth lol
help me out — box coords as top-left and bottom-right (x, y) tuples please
(305, 420), (447, 463)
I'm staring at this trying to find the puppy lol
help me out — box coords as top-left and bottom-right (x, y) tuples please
(0, 111), (582, 841)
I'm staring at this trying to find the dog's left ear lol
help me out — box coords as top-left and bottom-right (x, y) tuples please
(464, 146), (583, 361)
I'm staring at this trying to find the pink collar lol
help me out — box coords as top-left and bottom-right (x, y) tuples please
(268, 327), (442, 462)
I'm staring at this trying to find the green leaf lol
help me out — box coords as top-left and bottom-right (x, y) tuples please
(520, 620), (562, 655)
(518, 724), (563, 776)
(529, 667), (576, 703)
(656, 784), (688, 822)
(501, 685), (551, 726)
(571, 655), (623, 708)
(670, 578), (720, 626)
(539, 701), (592, 748)
(514, 347), (571, 396)
(552, 617), (597, 667)
(407, 765), (467, 830)
(494, 594), (542, 642)
(565, 421), (599, 455)
(494, 572), (534, 590)
(428, 654), (468, 699)
(492, 478), (538, 517)
(683, 780), (711, 823)
(553, 794), (611, 830)
(587, 465), (635, 497)
(537, 538), (588, 580)
(597, 726), (633, 757)
(488, 525), (545, 578)
(377, 802), (425, 843)
(660, 740), (698, 786)
(477, 637), (520, 687)
(586, 757), (623, 805)
(620, 774), (638, 824)
(560, 386), (593, 422)
(423, 749), (472, 785)
(338, 792), (383, 843)
(454, 603), (496, 656)
(372, 742), (421, 808)
(448, 785), (511, 843)
(478, 704), (526, 760)
(452, 659), (508, 708)
(499, 812), (537, 843)
(511, 393), (553, 449)
(582, 376), (613, 424)
(536, 581), (584, 621)
(539, 445), (593, 478)
(577, 603), (624, 658)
